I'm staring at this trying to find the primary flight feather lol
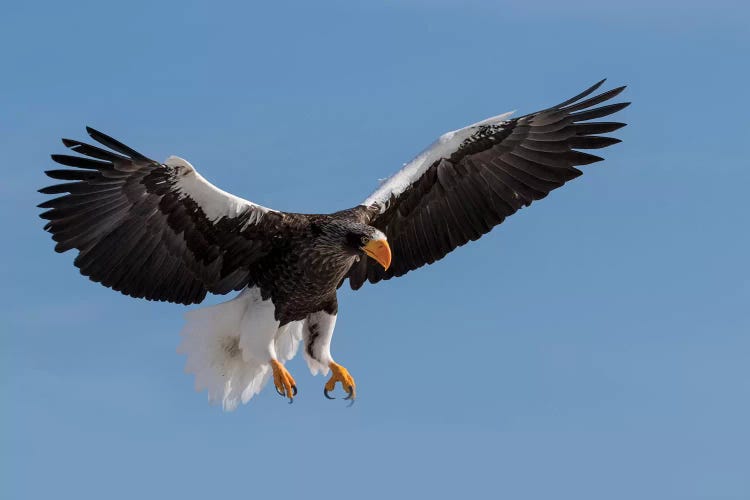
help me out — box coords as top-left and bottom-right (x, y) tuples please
(40, 80), (629, 410)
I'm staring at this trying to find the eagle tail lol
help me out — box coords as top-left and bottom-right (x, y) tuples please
(177, 287), (302, 411)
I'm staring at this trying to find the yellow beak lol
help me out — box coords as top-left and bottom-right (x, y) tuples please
(362, 238), (392, 270)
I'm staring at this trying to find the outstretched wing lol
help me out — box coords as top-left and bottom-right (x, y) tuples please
(40, 127), (287, 304)
(346, 80), (630, 289)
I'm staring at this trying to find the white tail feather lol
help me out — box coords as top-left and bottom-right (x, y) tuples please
(177, 287), (303, 411)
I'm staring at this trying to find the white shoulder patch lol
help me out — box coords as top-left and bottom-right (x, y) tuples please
(165, 155), (272, 223)
(362, 110), (515, 211)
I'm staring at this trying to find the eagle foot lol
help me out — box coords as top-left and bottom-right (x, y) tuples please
(270, 360), (297, 404)
(324, 362), (356, 406)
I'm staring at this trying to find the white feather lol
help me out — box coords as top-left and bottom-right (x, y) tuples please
(165, 156), (272, 223)
(362, 110), (515, 210)
(177, 287), (302, 411)
(302, 311), (337, 377)
(177, 287), (340, 410)
(275, 321), (304, 363)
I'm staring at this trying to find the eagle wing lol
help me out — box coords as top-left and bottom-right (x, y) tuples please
(40, 127), (287, 304)
(345, 80), (630, 289)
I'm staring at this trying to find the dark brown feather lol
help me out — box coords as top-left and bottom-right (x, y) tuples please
(345, 82), (630, 289)
(40, 128), (291, 305)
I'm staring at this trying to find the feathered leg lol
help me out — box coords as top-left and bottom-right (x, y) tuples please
(303, 308), (356, 404)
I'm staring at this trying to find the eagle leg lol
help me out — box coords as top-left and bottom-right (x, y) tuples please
(270, 359), (297, 404)
(324, 361), (356, 405)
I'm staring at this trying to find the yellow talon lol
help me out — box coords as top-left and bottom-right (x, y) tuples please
(270, 359), (297, 403)
(324, 361), (356, 402)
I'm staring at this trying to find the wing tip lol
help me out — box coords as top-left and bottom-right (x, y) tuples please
(550, 79), (619, 110)
(85, 126), (111, 145)
(83, 125), (150, 161)
(49, 154), (67, 164)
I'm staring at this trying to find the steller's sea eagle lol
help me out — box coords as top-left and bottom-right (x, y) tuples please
(40, 80), (629, 410)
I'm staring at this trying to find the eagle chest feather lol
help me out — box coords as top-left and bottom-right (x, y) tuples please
(253, 218), (354, 324)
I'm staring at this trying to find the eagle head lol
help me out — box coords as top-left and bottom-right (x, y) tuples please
(315, 220), (391, 271)
(345, 226), (391, 271)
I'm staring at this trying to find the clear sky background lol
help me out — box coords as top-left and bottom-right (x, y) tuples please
(2, 1), (749, 499)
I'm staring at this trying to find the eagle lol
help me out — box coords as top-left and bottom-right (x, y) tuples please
(39, 80), (629, 410)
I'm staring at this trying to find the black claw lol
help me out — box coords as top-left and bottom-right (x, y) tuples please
(323, 387), (335, 400)
(288, 396), (294, 404)
(343, 386), (355, 408)
(344, 386), (356, 407)
(275, 386), (284, 397)
(343, 386), (354, 400)
(291, 385), (298, 396)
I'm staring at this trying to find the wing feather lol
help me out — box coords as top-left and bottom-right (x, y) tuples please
(346, 81), (630, 289)
(40, 127), (287, 304)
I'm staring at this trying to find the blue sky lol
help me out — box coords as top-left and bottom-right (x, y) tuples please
(2, 1), (749, 498)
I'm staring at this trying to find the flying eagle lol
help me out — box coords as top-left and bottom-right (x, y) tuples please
(40, 80), (629, 410)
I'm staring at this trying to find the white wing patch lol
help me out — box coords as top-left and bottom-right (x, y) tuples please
(363, 111), (515, 210)
(166, 156), (273, 224)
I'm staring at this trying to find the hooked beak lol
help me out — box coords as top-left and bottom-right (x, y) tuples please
(362, 238), (392, 270)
